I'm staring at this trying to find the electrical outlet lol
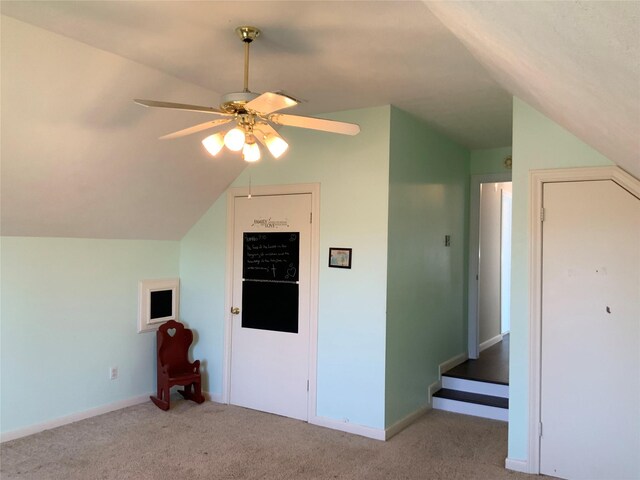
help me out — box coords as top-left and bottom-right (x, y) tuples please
(109, 367), (118, 380)
(444, 235), (451, 247)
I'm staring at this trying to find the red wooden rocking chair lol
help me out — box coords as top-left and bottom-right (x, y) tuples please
(150, 320), (205, 410)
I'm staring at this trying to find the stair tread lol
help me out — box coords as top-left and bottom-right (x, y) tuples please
(433, 388), (509, 409)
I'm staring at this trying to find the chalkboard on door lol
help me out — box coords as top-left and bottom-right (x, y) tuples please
(242, 232), (300, 334)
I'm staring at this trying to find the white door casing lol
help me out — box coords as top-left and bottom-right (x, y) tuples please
(526, 166), (640, 475)
(223, 184), (320, 421)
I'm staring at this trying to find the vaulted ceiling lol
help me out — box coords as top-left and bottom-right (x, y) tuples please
(1, 1), (637, 240)
(429, 1), (640, 179)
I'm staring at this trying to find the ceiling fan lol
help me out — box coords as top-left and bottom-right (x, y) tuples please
(134, 26), (360, 162)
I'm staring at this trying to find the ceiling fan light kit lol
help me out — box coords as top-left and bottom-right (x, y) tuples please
(224, 127), (246, 152)
(134, 25), (360, 163)
(202, 132), (225, 156)
(242, 135), (261, 162)
(265, 135), (288, 158)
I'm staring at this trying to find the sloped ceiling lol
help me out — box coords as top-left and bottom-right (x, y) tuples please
(427, 1), (640, 179)
(1, 1), (637, 240)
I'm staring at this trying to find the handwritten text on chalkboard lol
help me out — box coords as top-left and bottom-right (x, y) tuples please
(243, 232), (300, 282)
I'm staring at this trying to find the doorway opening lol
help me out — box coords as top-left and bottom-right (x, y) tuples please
(468, 174), (512, 362)
(433, 174), (512, 421)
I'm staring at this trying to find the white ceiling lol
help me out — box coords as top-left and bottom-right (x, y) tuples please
(1, 1), (514, 147)
(428, 1), (640, 180)
(1, 1), (637, 240)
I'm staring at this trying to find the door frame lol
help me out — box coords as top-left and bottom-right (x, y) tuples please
(500, 188), (512, 335)
(527, 166), (639, 474)
(468, 173), (511, 359)
(222, 183), (320, 420)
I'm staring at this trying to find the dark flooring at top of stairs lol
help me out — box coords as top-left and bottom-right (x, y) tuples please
(444, 334), (509, 385)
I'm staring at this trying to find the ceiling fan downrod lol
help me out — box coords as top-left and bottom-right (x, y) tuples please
(235, 26), (260, 93)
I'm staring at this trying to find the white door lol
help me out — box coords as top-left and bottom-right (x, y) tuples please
(540, 180), (640, 479)
(230, 193), (311, 420)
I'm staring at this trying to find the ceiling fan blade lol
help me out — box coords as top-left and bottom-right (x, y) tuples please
(134, 99), (232, 116)
(245, 92), (299, 115)
(269, 113), (360, 136)
(159, 119), (232, 140)
(273, 90), (306, 104)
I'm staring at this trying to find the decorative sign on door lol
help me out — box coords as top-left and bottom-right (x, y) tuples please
(242, 232), (300, 333)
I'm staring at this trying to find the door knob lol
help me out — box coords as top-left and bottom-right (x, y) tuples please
(230, 307), (240, 315)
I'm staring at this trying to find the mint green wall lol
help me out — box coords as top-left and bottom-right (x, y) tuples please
(470, 146), (513, 175)
(385, 107), (470, 426)
(0, 237), (180, 434)
(179, 197), (228, 395)
(508, 98), (613, 460)
(179, 106), (391, 429)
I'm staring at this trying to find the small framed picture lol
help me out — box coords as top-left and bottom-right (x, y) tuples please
(328, 248), (352, 269)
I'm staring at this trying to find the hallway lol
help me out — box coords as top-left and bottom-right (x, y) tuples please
(447, 334), (509, 385)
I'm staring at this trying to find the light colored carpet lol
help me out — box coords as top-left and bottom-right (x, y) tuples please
(1, 400), (543, 479)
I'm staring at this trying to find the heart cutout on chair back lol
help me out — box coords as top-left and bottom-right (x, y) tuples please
(167, 328), (176, 337)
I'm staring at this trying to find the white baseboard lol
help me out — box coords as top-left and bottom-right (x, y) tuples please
(439, 351), (468, 375)
(428, 351), (468, 404)
(384, 405), (430, 440)
(209, 392), (225, 404)
(308, 415), (385, 441)
(1, 393), (152, 443)
(479, 333), (503, 352)
(505, 457), (530, 473)
(428, 380), (441, 403)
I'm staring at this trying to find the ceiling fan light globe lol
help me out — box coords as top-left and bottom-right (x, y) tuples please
(265, 135), (289, 159)
(243, 141), (261, 162)
(224, 128), (246, 151)
(202, 132), (225, 156)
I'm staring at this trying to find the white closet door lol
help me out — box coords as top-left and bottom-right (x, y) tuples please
(540, 180), (640, 479)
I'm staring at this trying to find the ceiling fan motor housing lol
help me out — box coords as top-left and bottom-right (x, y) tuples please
(220, 91), (261, 113)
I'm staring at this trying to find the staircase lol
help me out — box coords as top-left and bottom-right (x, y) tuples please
(432, 373), (508, 421)
(432, 335), (510, 421)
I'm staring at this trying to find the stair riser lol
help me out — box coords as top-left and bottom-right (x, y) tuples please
(432, 397), (508, 422)
(442, 376), (509, 399)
